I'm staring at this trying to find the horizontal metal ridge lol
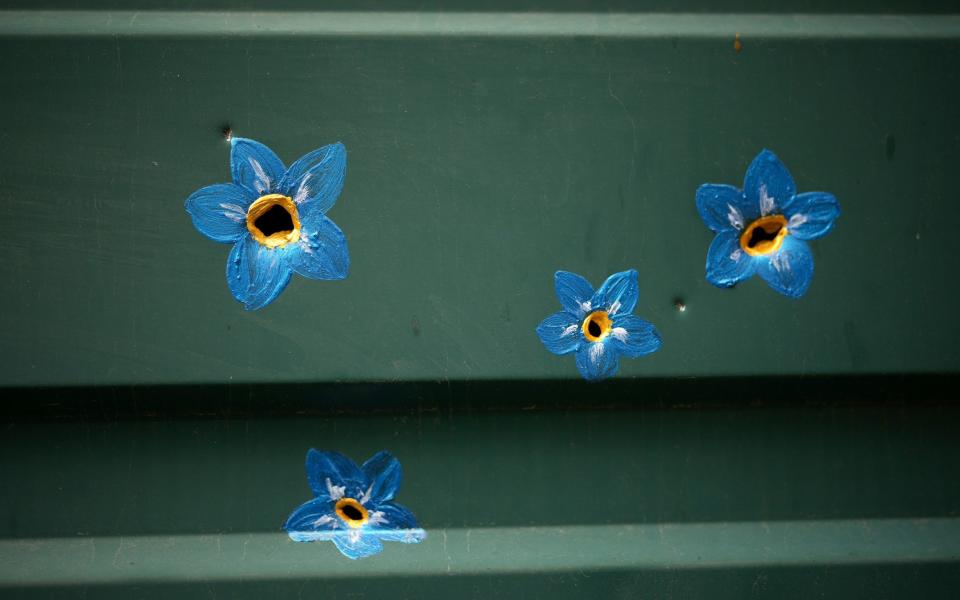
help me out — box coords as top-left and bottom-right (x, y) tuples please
(3, 518), (959, 586)
(0, 11), (958, 39)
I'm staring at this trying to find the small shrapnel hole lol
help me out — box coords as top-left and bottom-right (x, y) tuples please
(340, 503), (364, 521)
(587, 318), (602, 338)
(746, 222), (783, 249)
(254, 204), (294, 237)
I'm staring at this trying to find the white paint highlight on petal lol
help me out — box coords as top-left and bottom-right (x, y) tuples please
(561, 324), (578, 337)
(220, 202), (246, 222)
(759, 184), (776, 216)
(299, 231), (314, 255)
(611, 327), (628, 342)
(770, 252), (791, 273)
(248, 157), (270, 194)
(314, 515), (336, 527)
(788, 213), (808, 229)
(609, 300), (621, 315)
(293, 173), (313, 205)
(367, 511), (388, 526)
(359, 484), (374, 505)
(590, 342), (604, 364)
(730, 249), (743, 262)
(579, 301), (592, 312)
(727, 203), (744, 230)
(326, 477), (345, 501)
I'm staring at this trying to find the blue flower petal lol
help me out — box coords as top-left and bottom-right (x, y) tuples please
(230, 137), (286, 196)
(361, 451), (402, 505)
(590, 269), (639, 316)
(536, 311), (582, 356)
(782, 191), (841, 241)
(706, 230), (759, 288)
(575, 341), (620, 381)
(554, 271), (595, 317)
(284, 498), (340, 542)
(608, 314), (662, 358)
(226, 236), (293, 311)
(289, 215), (350, 281)
(370, 502), (427, 543)
(279, 142), (347, 221)
(757, 236), (815, 298)
(695, 183), (756, 232)
(332, 531), (383, 560)
(184, 183), (254, 243)
(306, 450), (369, 502)
(743, 149), (796, 217)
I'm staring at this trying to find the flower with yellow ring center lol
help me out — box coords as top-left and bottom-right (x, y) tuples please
(334, 497), (369, 529)
(739, 214), (789, 257)
(581, 310), (613, 343)
(245, 193), (301, 249)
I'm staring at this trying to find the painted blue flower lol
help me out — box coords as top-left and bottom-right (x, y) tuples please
(696, 149), (840, 298)
(185, 138), (349, 310)
(536, 270), (662, 381)
(284, 450), (427, 560)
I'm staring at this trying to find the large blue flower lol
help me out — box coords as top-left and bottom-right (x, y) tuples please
(536, 270), (662, 381)
(185, 138), (349, 310)
(696, 149), (840, 298)
(284, 450), (427, 560)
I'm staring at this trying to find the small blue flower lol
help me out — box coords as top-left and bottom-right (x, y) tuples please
(696, 149), (840, 298)
(185, 138), (349, 310)
(536, 270), (662, 381)
(284, 450), (427, 560)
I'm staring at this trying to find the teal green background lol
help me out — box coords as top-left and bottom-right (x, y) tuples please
(1, 6), (959, 599)
(1, 14), (959, 386)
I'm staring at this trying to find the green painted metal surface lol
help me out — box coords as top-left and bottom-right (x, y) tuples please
(3, 389), (960, 597)
(1, 5), (959, 599)
(1, 11), (959, 385)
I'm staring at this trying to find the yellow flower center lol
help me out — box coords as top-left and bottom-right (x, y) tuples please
(245, 193), (301, 249)
(740, 214), (789, 257)
(581, 310), (612, 343)
(334, 497), (369, 529)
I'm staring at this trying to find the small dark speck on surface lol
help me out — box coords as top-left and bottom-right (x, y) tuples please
(734, 33), (743, 53)
(673, 298), (687, 313)
(220, 123), (233, 141)
(411, 317), (421, 337)
(885, 134), (896, 160)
